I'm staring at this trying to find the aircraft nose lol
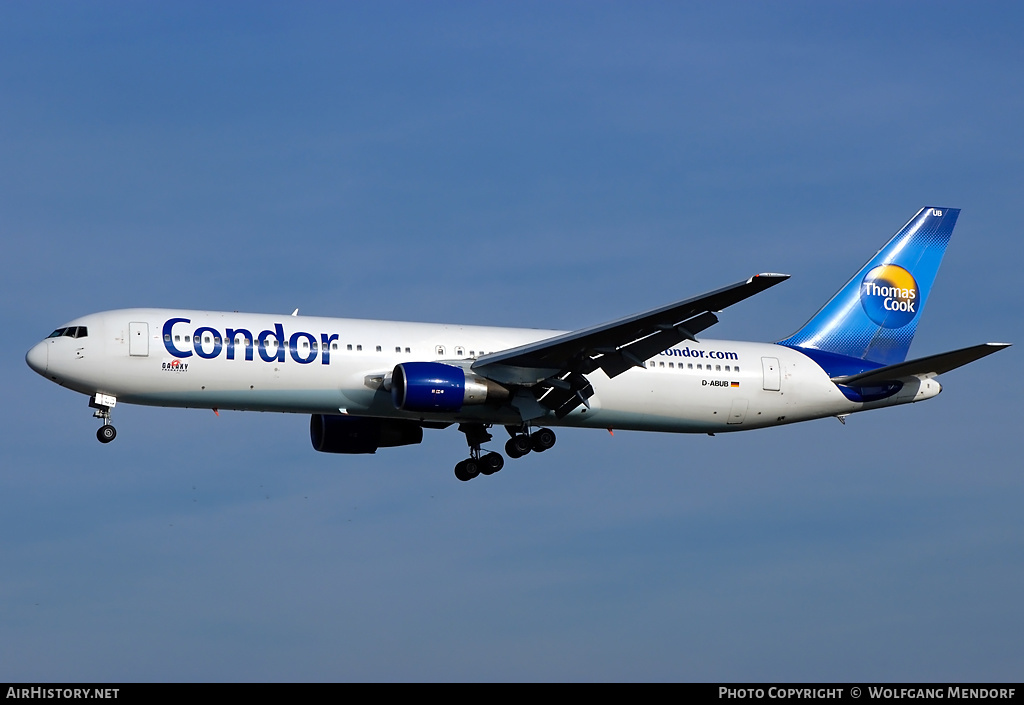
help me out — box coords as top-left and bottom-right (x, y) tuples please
(26, 341), (48, 375)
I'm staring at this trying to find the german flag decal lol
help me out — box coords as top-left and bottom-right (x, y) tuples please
(730, 381), (740, 387)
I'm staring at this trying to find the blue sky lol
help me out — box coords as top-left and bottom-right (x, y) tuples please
(2, 2), (1022, 681)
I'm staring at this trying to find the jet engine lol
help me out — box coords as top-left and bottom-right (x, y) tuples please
(391, 361), (509, 413)
(310, 414), (423, 454)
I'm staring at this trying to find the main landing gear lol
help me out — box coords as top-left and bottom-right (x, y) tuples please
(454, 423), (504, 482)
(504, 426), (556, 458)
(90, 393), (117, 444)
(453, 423), (557, 482)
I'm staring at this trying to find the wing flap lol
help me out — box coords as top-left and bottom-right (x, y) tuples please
(596, 311), (720, 379)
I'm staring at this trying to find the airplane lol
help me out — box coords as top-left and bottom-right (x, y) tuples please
(26, 207), (1009, 481)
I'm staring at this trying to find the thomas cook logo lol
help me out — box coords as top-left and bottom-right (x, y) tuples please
(860, 264), (919, 328)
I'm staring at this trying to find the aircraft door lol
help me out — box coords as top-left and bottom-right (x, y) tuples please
(129, 322), (149, 357)
(727, 399), (748, 424)
(761, 357), (781, 391)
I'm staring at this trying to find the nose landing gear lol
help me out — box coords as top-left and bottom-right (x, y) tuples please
(96, 424), (117, 443)
(89, 393), (117, 444)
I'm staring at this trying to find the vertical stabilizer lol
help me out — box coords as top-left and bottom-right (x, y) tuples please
(778, 207), (958, 366)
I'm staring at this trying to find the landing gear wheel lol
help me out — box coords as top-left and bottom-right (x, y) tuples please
(530, 427), (556, 452)
(455, 458), (482, 482)
(505, 436), (531, 459)
(454, 460), (472, 482)
(480, 452), (504, 475)
(97, 425), (117, 444)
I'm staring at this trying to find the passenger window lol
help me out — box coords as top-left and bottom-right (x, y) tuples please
(697, 364), (702, 370)
(716, 365), (721, 371)
(669, 362), (674, 368)
(649, 361), (655, 367)
(356, 345), (362, 351)
(395, 347), (401, 353)
(376, 345), (382, 352)
(688, 363), (693, 369)
(735, 366), (740, 372)
(455, 347), (464, 356)
(436, 346), (445, 356)
(332, 343), (338, 350)
(659, 362), (664, 367)
(725, 366), (730, 372)
(185, 336), (191, 343)
(164, 334), (171, 342)
(405, 347), (411, 353)
(347, 344), (352, 351)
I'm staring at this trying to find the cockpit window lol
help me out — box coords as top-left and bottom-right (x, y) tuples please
(47, 326), (88, 339)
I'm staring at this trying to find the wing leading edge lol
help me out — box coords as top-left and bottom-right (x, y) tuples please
(473, 273), (789, 419)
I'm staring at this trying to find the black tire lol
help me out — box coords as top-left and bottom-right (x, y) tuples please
(454, 460), (472, 482)
(481, 452), (504, 475)
(504, 437), (525, 459)
(463, 458), (481, 480)
(511, 434), (532, 456)
(97, 425), (117, 444)
(530, 427), (556, 452)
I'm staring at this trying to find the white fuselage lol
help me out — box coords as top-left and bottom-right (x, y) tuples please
(27, 308), (941, 435)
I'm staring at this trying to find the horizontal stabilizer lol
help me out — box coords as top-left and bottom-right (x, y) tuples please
(831, 342), (1010, 387)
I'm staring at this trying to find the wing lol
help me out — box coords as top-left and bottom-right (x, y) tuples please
(473, 273), (789, 420)
(831, 342), (1011, 387)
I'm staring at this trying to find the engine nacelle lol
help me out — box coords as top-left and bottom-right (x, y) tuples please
(310, 414), (423, 454)
(391, 361), (509, 413)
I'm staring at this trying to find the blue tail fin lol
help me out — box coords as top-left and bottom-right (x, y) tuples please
(778, 207), (959, 367)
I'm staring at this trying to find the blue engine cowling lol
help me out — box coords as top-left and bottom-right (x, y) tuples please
(391, 361), (508, 413)
(310, 414), (423, 454)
